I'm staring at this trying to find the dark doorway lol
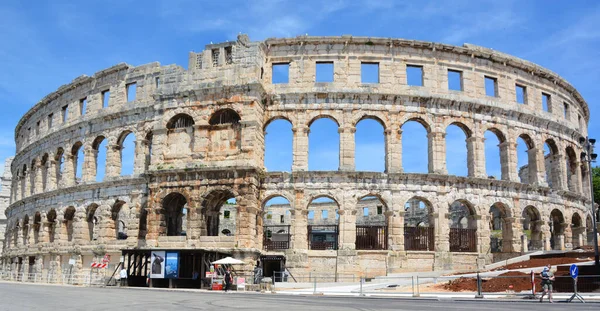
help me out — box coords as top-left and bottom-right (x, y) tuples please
(260, 255), (285, 282)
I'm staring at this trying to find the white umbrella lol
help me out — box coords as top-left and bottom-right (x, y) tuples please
(211, 257), (245, 265)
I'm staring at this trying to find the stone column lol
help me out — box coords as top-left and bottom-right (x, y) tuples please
(235, 205), (259, 249)
(385, 128), (402, 173)
(105, 144), (121, 178)
(141, 138), (152, 171)
(502, 217), (522, 253)
(21, 174), (28, 199)
(549, 153), (564, 190)
(574, 161), (583, 194)
(47, 159), (57, 191)
(427, 131), (447, 174)
(389, 210), (404, 251)
(434, 212), (449, 252)
(561, 223), (570, 250)
(33, 160), (43, 194)
(528, 147), (547, 186)
(82, 147), (97, 183)
(477, 214), (491, 255)
(531, 220), (544, 250)
(134, 140), (145, 175)
(292, 126), (309, 171)
(61, 155), (75, 188)
(291, 190), (308, 250)
(541, 222), (552, 251)
(338, 209), (356, 250)
(467, 134), (486, 178)
(339, 127), (355, 171)
(499, 142), (518, 182)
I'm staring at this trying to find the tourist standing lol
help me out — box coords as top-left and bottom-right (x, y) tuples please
(539, 264), (555, 303)
(224, 268), (233, 292)
(119, 267), (128, 287)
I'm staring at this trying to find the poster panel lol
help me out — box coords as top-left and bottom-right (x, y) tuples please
(150, 251), (166, 279)
(165, 252), (179, 279)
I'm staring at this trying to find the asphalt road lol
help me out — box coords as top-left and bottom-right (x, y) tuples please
(0, 282), (597, 311)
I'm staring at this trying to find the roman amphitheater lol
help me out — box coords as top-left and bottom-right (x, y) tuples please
(0, 34), (596, 287)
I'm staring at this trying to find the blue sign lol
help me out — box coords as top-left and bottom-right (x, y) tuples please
(569, 264), (578, 279)
(165, 251), (179, 279)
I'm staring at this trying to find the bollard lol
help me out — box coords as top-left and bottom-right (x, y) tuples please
(313, 278), (317, 295)
(360, 277), (365, 297)
(475, 272), (483, 298)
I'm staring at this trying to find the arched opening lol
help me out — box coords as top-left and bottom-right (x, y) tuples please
(200, 190), (236, 237)
(55, 148), (64, 187)
(166, 114), (195, 157)
(263, 196), (292, 250)
(112, 200), (128, 240)
(41, 154), (48, 191)
(449, 200), (477, 252)
(565, 146), (578, 192)
(356, 196), (388, 250)
(47, 209), (57, 243)
(64, 206), (75, 242)
(308, 117), (339, 171)
(307, 196), (339, 250)
(355, 118), (385, 172)
(571, 213), (583, 248)
(550, 209), (565, 250)
(209, 109), (241, 125)
(92, 136), (108, 182)
(522, 206), (542, 251)
(489, 202), (511, 253)
(264, 119), (292, 172)
(516, 135), (534, 184)
(30, 159), (37, 195)
(86, 204), (99, 241)
(404, 197), (435, 251)
(13, 219), (19, 246)
(544, 140), (559, 188)
(162, 193), (188, 237)
(484, 129), (504, 179)
(20, 165), (27, 199)
(445, 124), (470, 176)
(22, 215), (29, 245)
(138, 207), (148, 239)
(144, 132), (153, 171)
(33, 212), (41, 244)
(119, 132), (136, 176)
(72, 142), (84, 183)
(401, 120), (429, 173)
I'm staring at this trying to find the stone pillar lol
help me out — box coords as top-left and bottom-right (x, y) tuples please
(549, 153), (564, 190)
(82, 147), (97, 183)
(339, 127), (355, 171)
(561, 223), (570, 250)
(499, 142), (518, 181)
(502, 217), (522, 253)
(292, 126), (309, 171)
(338, 209), (356, 250)
(467, 134), (486, 178)
(21, 174), (28, 199)
(531, 220), (543, 250)
(291, 190), (308, 250)
(61, 155), (75, 188)
(541, 222), (552, 251)
(434, 211), (449, 252)
(427, 131), (447, 174)
(528, 147), (547, 186)
(134, 140), (145, 175)
(477, 214), (491, 255)
(385, 128), (402, 173)
(141, 139), (152, 171)
(235, 205), (259, 249)
(33, 160), (43, 194)
(389, 210), (404, 251)
(574, 161), (583, 194)
(521, 234), (528, 253)
(105, 144), (121, 178)
(47, 159), (58, 191)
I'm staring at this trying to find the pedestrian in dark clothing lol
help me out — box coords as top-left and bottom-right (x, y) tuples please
(539, 264), (555, 303)
(224, 268), (233, 292)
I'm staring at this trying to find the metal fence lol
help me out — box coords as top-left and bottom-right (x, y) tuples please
(449, 228), (476, 252)
(308, 225), (338, 250)
(404, 226), (434, 251)
(263, 225), (291, 250)
(0, 271), (109, 287)
(356, 225), (388, 250)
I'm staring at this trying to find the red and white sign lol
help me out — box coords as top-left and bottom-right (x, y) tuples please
(102, 254), (111, 263)
(91, 263), (107, 268)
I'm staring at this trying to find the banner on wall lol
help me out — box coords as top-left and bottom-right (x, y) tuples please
(150, 251), (166, 279)
(165, 252), (179, 279)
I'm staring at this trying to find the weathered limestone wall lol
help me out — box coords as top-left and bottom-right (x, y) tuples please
(0, 158), (13, 252)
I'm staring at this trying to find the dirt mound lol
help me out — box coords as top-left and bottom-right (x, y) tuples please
(499, 256), (591, 270)
(440, 271), (538, 292)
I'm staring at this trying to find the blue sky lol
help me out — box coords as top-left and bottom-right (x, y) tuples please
(1, 0), (599, 185)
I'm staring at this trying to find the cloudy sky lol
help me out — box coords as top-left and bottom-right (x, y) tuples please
(0, 0), (598, 185)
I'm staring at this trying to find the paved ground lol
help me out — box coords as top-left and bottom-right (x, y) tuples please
(0, 282), (597, 311)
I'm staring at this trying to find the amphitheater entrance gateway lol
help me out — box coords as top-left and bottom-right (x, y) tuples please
(260, 255), (286, 282)
(356, 196), (388, 250)
(162, 193), (187, 237)
(550, 209), (566, 250)
(200, 190), (237, 237)
(489, 202), (513, 253)
(404, 197), (435, 251)
(448, 201), (477, 252)
(262, 196), (292, 251)
(522, 206), (543, 251)
(307, 196), (339, 250)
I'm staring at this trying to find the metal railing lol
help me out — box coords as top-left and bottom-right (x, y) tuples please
(263, 225), (291, 250)
(404, 226), (434, 251)
(449, 228), (476, 252)
(356, 225), (388, 250)
(0, 271), (109, 287)
(308, 225), (338, 250)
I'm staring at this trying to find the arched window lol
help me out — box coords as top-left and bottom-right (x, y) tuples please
(404, 197), (435, 251)
(47, 209), (57, 243)
(166, 114), (195, 157)
(264, 119), (292, 172)
(64, 206), (75, 242)
(201, 191), (236, 236)
(112, 201), (128, 240)
(209, 109), (240, 125)
(356, 196), (388, 250)
(72, 142), (84, 183)
(92, 136), (107, 182)
(162, 193), (188, 236)
(355, 118), (385, 172)
(262, 196), (292, 250)
(167, 114), (195, 129)
(118, 132), (136, 176)
(307, 196), (339, 250)
(309, 117), (339, 171)
(401, 120), (429, 173)
(86, 204), (99, 241)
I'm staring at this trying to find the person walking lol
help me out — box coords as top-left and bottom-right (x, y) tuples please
(224, 267), (233, 292)
(539, 264), (555, 303)
(119, 267), (128, 287)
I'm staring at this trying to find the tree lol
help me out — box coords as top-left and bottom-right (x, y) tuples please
(593, 167), (600, 220)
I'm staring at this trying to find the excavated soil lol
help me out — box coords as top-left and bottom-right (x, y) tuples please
(439, 271), (539, 292)
(496, 256), (592, 270)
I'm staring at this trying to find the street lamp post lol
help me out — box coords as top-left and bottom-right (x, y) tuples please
(579, 136), (599, 269)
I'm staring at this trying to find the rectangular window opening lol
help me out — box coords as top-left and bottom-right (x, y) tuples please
(542, 93), (551, 112)
(47, 114), (53, 130)
(61, 105), (68, 123)
(578, 114), (583, 130)
(308, 210), (314, 220)
(225, 46), (233, 64)
(563, 102), (570, 119)
(272, 63), (290, 84)
(316, 62), (334, 83)
(102, 90), (110, 108)
(280, 215), (285, 224)
(447, 69), (463, 91)
(35, 121), (40, 136)
(484, 76), (497, 97)
(212, 48), (220, 67)
(126, 83), (137, 102)
(363, 207), (369, 217)
(224, 210), (230, 219)
(155, 77), (160, 88)
(406, 65), (424, 86)
(361, 62), (379, 84)
(80, 98), (87, 116)
(322, 210), (328, 219)
(377, 206), (383, 215)
(515, 84), (527, 104)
